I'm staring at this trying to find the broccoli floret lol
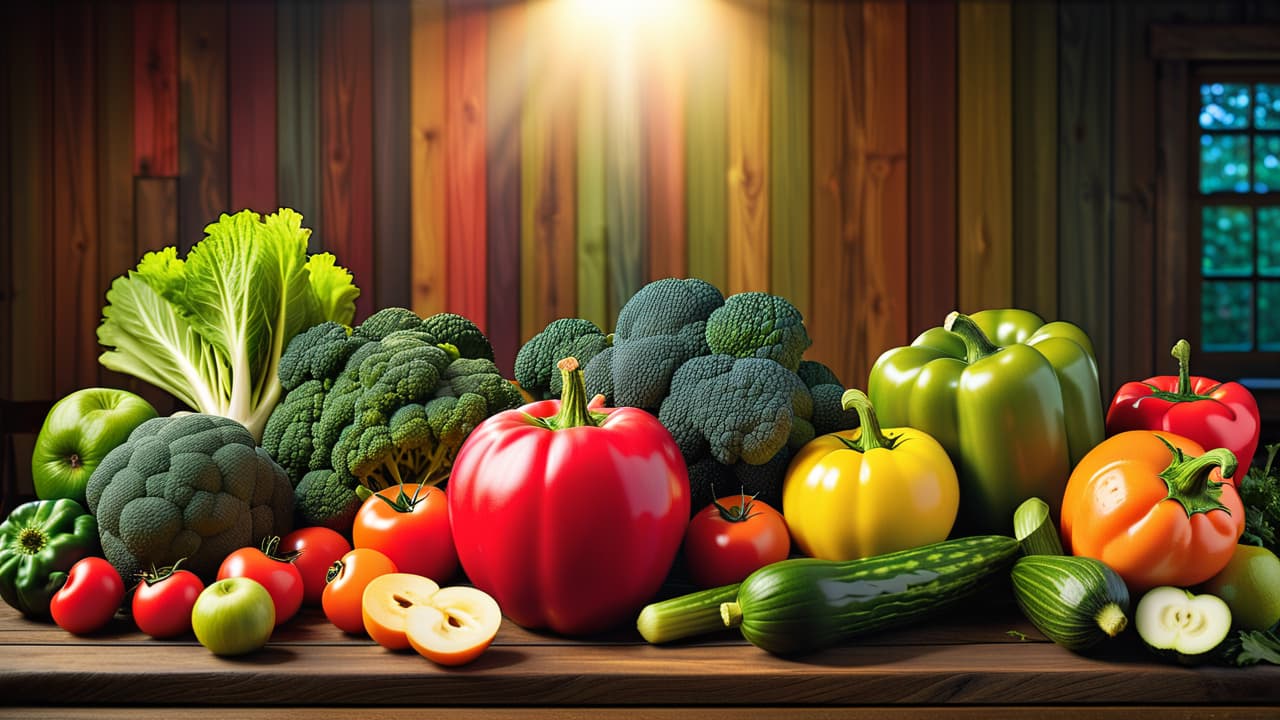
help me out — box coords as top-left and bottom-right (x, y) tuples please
(794, 361), (859, 436)
(514, 318), (612, 399)
(684, 446), (793, 518)
(85, 414), (294, 581)
(658, 354), (814, 466)
(295, 469), (361, 531)
(797, 359), (841, 388)
(277, 322), (366, 391)
(421, 312), (496, 361)
(706, 292), (811, 371)
(435, 357), (524, 410)
(354, 307), (426, 340)
(261, 378), (327, 484)
(584, 278), (724, 409)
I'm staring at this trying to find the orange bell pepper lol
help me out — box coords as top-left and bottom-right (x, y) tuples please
(1060, 430), (1244, 592)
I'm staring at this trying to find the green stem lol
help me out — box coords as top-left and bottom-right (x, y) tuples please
(721, 602), (744, 629)
(839, 389), (895, 452)
(1172, 339), (1193, 397)
(944, 311), (1001, 363)
(1156, 436), (1238, 516)
(1097, 603), (1128, 638)
(550, 357), (599, 430)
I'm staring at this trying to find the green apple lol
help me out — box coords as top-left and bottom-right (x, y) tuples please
(1202, 544), (1280, 631)
(192, 578), (276, 656)
(31, 388), (158, 505)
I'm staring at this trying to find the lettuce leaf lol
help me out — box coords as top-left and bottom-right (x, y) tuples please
(98, 209), (359, 441)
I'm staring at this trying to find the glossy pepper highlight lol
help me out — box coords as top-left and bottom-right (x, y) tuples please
(868, 309), (1104, 534)
(448, 357), (690, 636)
(1061, 430), (1244, 592)
(783, 389), (959, 560)
(0, 499), (99, 618)
(1106, 339), (1260, 474)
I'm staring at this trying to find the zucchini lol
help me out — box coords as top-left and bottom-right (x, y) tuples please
(637, 583), (740, 644)
(1012, 497), (1064, 556)
(1135, 586), (1233, 661)
(719, 535), (1019, 655)
(1011, 555), (1129, 651)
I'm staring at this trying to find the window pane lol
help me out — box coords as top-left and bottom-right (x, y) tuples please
(1200, 83), (1251, 129)
(1202, 281), (1254, 352)
(1256, 84), (1280, 130)
(1261, 282), (1280, 351)
(1256, 136), (1280, 193)
(1201, 134), (1251, 193)
(1202, 206), (1253, 276)
(1261, 207), (1280, 277)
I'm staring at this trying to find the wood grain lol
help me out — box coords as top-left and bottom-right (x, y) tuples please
(133, 0), (178, 177)
(228, 0), (277, 215)
(445, 1), (488, 328)
(907, 0), (957, 337)
(277, 0), (322, 248)
(410, 0), (447, 317)
(576, 53), (609, 331)
(956, 0), (1013, 312)
(1154, 59), (1190, 378)
(769, 0), (811, 318)
(727, 0), (770, 295)
(178, 0), (229, 253)
(1150, 23), (1280, 60)
(644, 31), (687, 283)
(1011, 0), (1057, 321)
(52, 0), (100, 396)
(0, 8), (11, 406)
(373, 0), (412, 312)
(685, 0), (728, 293)
(605, 33), (646, 321)
(130, 178), (182, 415)
(320, 0), (375, 321)
(487, 0), (524, 374)
(521, 0), (577, 342)
(1057, 1), (1113, 391)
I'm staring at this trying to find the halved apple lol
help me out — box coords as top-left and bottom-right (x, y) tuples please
(406, 586), (502, 666)
(361, 573), (440, 650)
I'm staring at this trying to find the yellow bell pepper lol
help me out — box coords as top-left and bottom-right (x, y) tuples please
(782, 389), (960, 560)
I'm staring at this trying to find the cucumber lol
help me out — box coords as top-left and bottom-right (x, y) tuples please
(637, 583), (740, 644)
(1011, 555), (1129, 651)
(1135, 586), (1233, 660)
(719, 535), (1019, 655)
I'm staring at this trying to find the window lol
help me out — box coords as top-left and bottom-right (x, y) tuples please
(1195, 79), (1280, 354)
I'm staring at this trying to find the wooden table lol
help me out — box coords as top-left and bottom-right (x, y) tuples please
(2, 596), (1278, 719)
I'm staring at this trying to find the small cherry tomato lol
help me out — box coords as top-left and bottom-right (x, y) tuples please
(132, 560), (205, 638)
(322, 547), (398, 634)
(280, 527), (352, 606)
(217, 537), (304, 625)
(684, 491), (790, 588)
(353, 484), (456, 583)
(49, 557), (124, 635)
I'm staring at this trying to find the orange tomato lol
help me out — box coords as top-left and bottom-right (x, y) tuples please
(1061, 430), (1245, 592)
(322, 548), (398, 635)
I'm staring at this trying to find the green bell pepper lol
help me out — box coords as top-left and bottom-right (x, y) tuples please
(868, 309), (1104, 534)
(0, 498), (99, 617)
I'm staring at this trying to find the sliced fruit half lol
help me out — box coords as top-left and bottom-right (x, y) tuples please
(1135, 586), (1233, 659)
(406, 586), (502, 666)
(361, 573), (441, 650)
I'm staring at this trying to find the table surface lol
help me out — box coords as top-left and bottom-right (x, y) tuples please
(2, 591), (1278, 719)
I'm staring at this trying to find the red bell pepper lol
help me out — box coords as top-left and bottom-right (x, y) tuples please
(448, 357), (690, 636)
(1106, 339), (1260, 475)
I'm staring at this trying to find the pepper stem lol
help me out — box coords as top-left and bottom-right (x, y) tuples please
(1155, 435), (1237, 517)
(1172, 339), (1193, 396)
(944, 312), (1001, 363)
(550, 357), (599, 429)
(840, 389), (895, 452)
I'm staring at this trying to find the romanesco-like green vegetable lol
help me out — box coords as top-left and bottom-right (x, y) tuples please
(514, 318), (612, 399)
(84, 414), (294, 581)
(705, 292), (811, 371)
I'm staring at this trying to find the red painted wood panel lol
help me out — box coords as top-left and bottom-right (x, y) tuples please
(52, 1), (101, 396)
(445, 2), (488, 328)
(645, 45), (687, 281)
(907, 0), (957, 335)
(320, 0), (375, 321)
(133, 0), (178, 177)
(178, 0), (228, 253)
(229, 0), (277, 214)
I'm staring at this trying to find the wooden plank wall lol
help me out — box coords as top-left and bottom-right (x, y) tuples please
(4, 0), (1269, 496)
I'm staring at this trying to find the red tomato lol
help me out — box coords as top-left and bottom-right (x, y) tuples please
(217, 537), (304, 625)
(684, 493), (790, 588)
(280, 527), (352, 606)
(353, 484), (456, 583)
(132, 561), (205, 638)
(49, 557), (124, 635)
(322, 548), (398, 634)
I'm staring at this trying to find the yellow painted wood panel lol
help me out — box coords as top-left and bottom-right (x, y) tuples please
(576, 53), (609, 331)
(685, 0), (728, 292)
(957, 0), (1013, 312)
(727, 0), (770, 295)
(410, 0), (446, 316)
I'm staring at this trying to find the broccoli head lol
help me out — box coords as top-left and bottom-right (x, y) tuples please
(796, 360), (859, 435)
(584, 278), (725, 410)
(294, 469), (361, 532)
(420, 312), (496, 361)
(276, 322), (366, 392)
(514, 318), (612, 399)
(658, 354), (814, 466)
(706, 292), (811, 371)
(85, 414), (294, 581)
(684, 446), (794, 518)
